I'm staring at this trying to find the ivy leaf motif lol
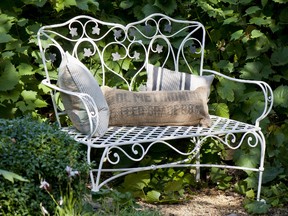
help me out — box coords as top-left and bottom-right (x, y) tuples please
(164, 24), (172, 33)
(113, 30), (122, 39)
(156, 44), (163, 53)
(144, 24), (151, 33)
(129, 29), (136, 37)
(69, 27), (78, 37)
(133, 51), (140, 60)
(92, 26), (100, 35)
(190, 45), (196, 54)
(112, 52), (121, 61)
(84, 48), (92, 57)
(49, 53), (56, 62)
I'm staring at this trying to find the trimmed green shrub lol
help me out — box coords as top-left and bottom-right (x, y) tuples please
(0, 115), (89, 215)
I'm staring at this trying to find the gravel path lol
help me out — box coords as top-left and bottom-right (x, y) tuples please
(139, 188), (288, 216)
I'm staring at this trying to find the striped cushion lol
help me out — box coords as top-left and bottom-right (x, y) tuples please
(58, 52), (109, 137)
(146, 64), (214, 94)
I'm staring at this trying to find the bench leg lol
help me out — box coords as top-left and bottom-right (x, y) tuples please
(195, 138), (201, 182)
(256, 131), (266, 201)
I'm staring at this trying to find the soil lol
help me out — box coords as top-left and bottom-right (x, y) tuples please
(139, 188), (288, 216)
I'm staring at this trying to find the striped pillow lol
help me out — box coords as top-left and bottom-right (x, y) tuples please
(146, 64), (214, 94)
(58, 52), (109, 137)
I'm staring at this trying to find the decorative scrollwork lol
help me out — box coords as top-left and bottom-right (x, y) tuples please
(198, 131), (262, 151)
(106, 139), (205, 165)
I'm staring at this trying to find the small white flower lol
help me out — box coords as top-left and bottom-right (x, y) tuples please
(66, 166), (79, 177)
(113, 30), (122, 39)
(59, 196), (63, 206)
(40, 202), (49, 215)
(133, 51), (140, 60)
(156, 44), (163, 53)
(92, 26), (100, 35)
(65, 166), (72, 173)
(70, 170), (79, 177)
(112, 52), (121, 61)
(69, 27), (78, 37)
(83, 48), (93, 57)
(39, 180), (50, 190)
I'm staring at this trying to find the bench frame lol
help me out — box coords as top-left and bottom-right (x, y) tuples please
(37, 13), (273, 201)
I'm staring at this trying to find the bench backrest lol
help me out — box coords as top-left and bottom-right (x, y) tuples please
(37, 13), (206, 91)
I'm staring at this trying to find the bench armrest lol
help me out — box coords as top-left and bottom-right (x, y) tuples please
(42, 79), (100, 137)
(203, 69), (273, 127)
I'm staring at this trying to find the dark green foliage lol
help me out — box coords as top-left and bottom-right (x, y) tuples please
(0, 115), (89, 215)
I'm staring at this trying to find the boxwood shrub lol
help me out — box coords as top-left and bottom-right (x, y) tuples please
(0, 115), (89, 215)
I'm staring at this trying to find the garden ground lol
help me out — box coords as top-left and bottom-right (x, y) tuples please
(139, 188), (288, 216)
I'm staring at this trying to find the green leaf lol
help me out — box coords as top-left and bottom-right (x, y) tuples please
(164, 181), (183, 192)
(0, 169), (29, 183)
(223, 17), (239, 25)
(273, 85), (288, 108)
(0, 14), (14, 34)
(1, 51), (15, 59)
(146, 190), (161, 202)
(34, 99), (48, 108)
(216, 78), (240, 102)
(17, 63), (35, 76)
(21, 90), (37, 101)
(245, 6), (261, 16)
(210, 103), (230, 118)
(0, 34), (15, 43)
(123, 172), (150, 191)
(262, 166), (284, 184)
(38, 83), (51, 94)
(76, 0), (99, 11)
(273, 0), (288, 3)
(234, 149), (259, 175)
(249, 16), (272, 26)
(250, 29), (263, 38)
(0, 60), (19, 91)
(230, 30), (244, 41)
(0, 89), (20, 103)
(120, 0), (134, 9)
(64, 0), (77, 6)
(245, 200), (270, 214)
(245, 189), (255, 198)
(52, 0), (76, 11)
(21, 0), (47, 7)
(17, 18), (29, 27)
(271, 46), (288, 66)
(240, 61), (270, 80)
(217, 60), (234, 73)
(155, 0), (177, 15)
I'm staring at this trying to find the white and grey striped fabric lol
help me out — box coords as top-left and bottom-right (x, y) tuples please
(58, 52), (109, 137)
(146, 64), (214, 95)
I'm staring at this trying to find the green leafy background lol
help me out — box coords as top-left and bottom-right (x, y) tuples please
(1, 0), (288, 213)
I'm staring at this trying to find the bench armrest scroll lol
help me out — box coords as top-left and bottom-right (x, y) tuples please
(203, 69), (273, 127)
(41, 79), (100, 137)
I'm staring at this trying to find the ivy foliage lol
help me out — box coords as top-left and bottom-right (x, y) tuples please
(0, 0), (288, 214)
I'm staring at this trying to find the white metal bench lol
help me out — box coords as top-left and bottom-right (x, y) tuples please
(37, 13), (273, 201)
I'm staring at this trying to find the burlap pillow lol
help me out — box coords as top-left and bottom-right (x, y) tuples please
(58, 52), (109, 137)
(102, 86), (211, 127)
(146, 64), (214, 95)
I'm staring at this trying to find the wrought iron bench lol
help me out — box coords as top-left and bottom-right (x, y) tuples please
(37, 13), (273, 201)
